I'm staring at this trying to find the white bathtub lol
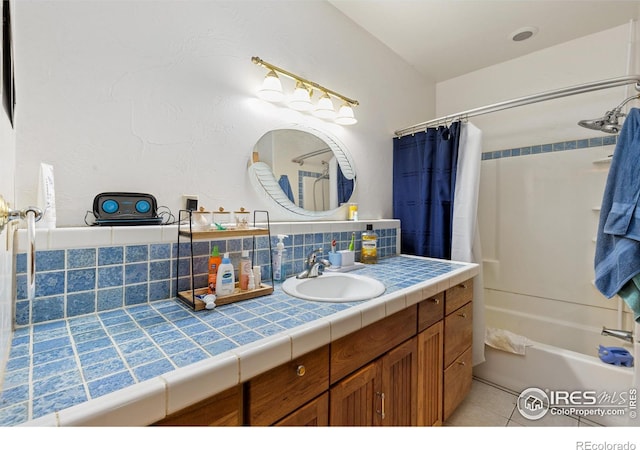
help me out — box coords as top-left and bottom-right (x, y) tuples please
(474, 340), (637, 426)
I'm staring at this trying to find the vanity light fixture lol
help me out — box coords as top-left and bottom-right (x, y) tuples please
(314, 92), (337, 119)
(257, 69), (284, 102)
(289, 81), (313, 111)
(252, 56), (359, 125)
(335, 102), (357, 125)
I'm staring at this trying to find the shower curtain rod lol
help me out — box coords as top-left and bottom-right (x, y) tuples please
(291, 147), (332, 165)
(394, 75), (640, 137)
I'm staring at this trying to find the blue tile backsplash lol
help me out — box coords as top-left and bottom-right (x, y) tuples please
(14, 227), (398, 327)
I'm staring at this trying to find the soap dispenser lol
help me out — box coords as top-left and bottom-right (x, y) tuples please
(273, 234), (288, 281)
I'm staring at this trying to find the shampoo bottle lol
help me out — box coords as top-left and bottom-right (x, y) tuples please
(361, 224), (378, 264)
(239, 250), (251, 290)
(216, 253), (235, 296)
(273, 234), (288, 281)
(207, 245), (222, 294)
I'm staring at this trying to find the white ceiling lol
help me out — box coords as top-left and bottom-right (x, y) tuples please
(329, 0), (640, 82)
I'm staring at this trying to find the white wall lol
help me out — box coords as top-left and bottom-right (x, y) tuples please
(12, 0), (434, 226)
(437, 23), (640, 356)
(0, 1), (17, 373)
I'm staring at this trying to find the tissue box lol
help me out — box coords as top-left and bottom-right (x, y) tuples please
(338, 250), (355, 266)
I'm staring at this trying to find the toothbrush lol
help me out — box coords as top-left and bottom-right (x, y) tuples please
(331, 239), (336, 253)
(349, 232), (355, 251)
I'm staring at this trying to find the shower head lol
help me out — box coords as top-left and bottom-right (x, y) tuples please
(577, 111), (622, 134)
(578, 94), (640, 134)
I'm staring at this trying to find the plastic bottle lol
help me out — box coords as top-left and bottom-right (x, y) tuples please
(216, 252), (235, 296)
(239, 250), (251, 290)
(273, 234), (288, 281)
(253, 265), (262, 287)
(207, 246), (222, 294)
(247, 268), (256, 290)
(361, 224), (378, 264)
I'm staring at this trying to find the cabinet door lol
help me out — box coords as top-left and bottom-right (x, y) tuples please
(154, 385), (242, 426)
(330, 362), (382, 426)
(417, 321), (443, 426)
(275, 393), (329, 426)
(380, 337), (418, 426)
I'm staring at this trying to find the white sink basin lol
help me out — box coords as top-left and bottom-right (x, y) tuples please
(282, 272), (386, 302)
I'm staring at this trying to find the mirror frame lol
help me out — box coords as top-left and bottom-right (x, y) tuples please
(248, 124), (356, 219)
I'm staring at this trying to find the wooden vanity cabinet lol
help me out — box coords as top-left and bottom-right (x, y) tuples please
(153, 278), (474, 427)
(154, 385), (242, 426)
(244, 345), (329, 425)
(329, 307), (418, 426)
(330, 336), (418, 426)
(442, 280), (473, 421)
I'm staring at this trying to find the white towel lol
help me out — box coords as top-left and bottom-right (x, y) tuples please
(485, 327), (531, 355)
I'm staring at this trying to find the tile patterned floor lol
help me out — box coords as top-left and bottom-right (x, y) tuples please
(445, 378), (603, 427)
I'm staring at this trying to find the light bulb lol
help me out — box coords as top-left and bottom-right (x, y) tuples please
(257, 70), (284, 102)
(289, 81), (313, 111)
(314, 93), (336, 119)
(335, 103), (357, 125)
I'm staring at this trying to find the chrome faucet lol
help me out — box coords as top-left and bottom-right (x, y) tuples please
(601, 327), (634, 343)
(296, 248), (331, 279)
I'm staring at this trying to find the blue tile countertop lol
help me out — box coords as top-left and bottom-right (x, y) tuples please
(0, 255), (478, 426)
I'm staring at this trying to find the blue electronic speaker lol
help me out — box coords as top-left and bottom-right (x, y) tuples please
(93, 192), (162, 226)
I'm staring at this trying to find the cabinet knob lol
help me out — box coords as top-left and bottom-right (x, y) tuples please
(431, 297), (440, 304)
(460, 283), (467, 289)
(458, 361), (466, 366)
(458, 312), (467, 318)
(296, 365), (306, 377)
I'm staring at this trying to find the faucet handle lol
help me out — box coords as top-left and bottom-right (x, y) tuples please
(306, 248), (323, 261)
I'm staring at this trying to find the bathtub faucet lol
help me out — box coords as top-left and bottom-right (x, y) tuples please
(601, 327), (634, 343)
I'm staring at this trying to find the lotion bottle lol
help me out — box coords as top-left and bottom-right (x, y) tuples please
(216, 252), (235, 296)
(273, 234), (288, 281)
(239, 250), (251, 290)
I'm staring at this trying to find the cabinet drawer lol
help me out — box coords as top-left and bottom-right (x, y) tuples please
(154, 385), (242, 426)
(443, 346), (472, 421)
(443, 301), (472, 368)
(445, 279), (473, 316)
(245, 345), (329, 425)
(331, 306), (417, 384)
(418, 292), (444, 331)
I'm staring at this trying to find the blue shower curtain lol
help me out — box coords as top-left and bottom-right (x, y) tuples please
(393, 123), (461, 259)
(337, 165), (354, 204)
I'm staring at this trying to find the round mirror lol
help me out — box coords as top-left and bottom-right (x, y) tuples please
(248, 125), (356, 218)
